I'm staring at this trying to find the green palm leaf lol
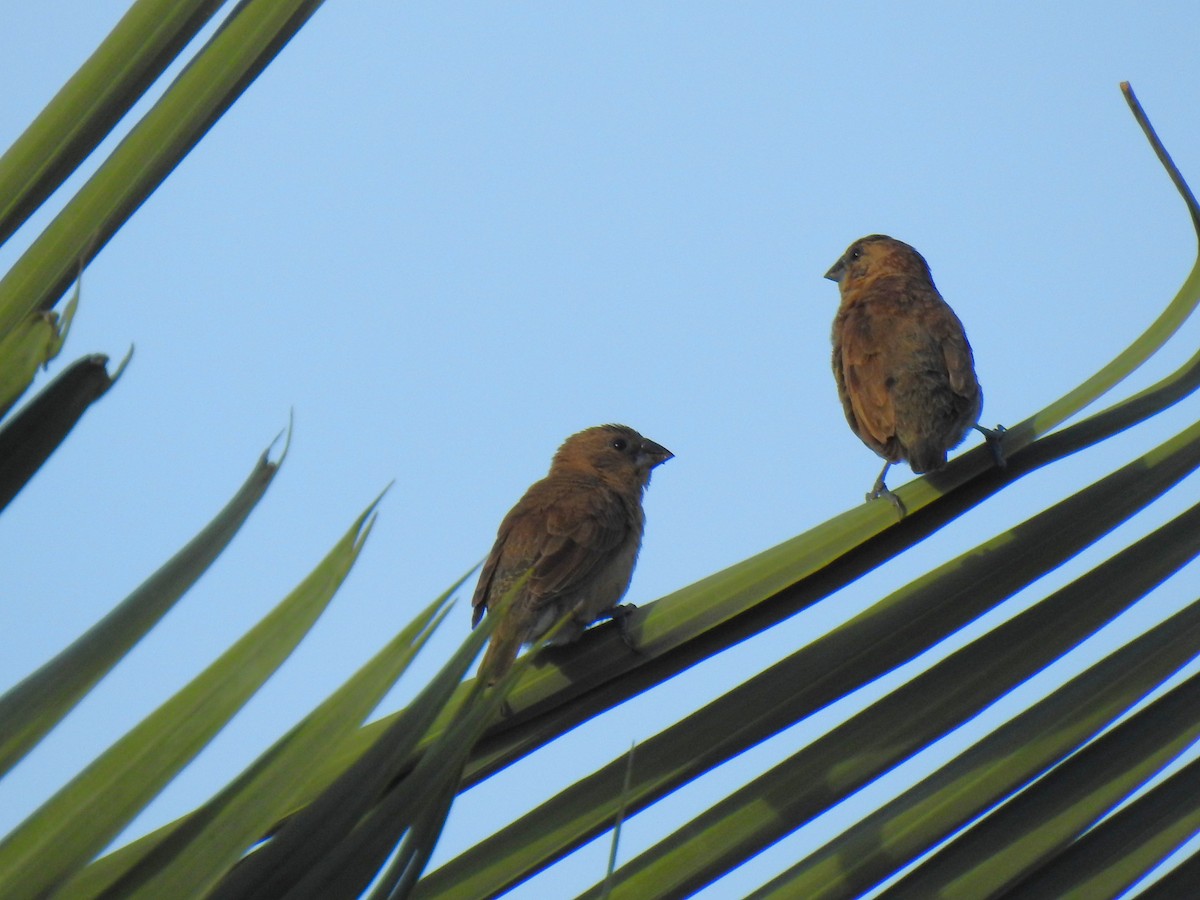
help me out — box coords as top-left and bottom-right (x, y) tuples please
(4, 2), (1200, 893)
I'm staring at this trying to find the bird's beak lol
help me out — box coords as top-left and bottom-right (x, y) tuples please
(638, 439), (674, 468)
(824, 258), (845, 282)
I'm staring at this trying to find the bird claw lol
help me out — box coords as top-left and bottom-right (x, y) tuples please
(867, 483), (907, 519)
(974, 423), (1008, 469)
(865, 462), (904, 517)
(604, 603), (641, 653)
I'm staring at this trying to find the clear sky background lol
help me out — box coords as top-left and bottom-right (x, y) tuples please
(3, 3), (1200, 897)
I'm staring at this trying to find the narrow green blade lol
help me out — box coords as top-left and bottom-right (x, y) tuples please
(0, 494), (379, 898)
(0, 434), (278, 776)
(0, 0), (327, 341)
(70, 590), (458, 899)
(0, 0), (224, 246)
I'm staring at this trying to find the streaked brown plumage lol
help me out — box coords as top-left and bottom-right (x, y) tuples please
(471, 424), (672, 684)
(824, 234), (1003, 509)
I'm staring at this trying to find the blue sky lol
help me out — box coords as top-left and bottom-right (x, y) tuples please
(3, 3), (1200, 896)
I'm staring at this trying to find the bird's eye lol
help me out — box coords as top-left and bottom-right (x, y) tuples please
(849, 247), (862, 261)
(611, 438), (628, 451)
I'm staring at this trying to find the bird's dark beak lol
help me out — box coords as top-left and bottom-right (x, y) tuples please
(638, 439), (673, 468)
(824, 258), (845, 282)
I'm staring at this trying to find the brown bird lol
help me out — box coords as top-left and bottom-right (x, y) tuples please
(471, 424), (673, 684)
(824, 234), (1004, 510)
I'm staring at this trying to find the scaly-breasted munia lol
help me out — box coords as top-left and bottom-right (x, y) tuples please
(825, 234), (1003, 510)
(471, 424), (672, 683)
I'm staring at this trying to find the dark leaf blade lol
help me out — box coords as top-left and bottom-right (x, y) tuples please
(879, 669), (1200, 899)
(0, 352), (120, 511)
(1005, 755), (1200, 900)
(751, 600), (1200, 896)
(0, 284), (79, 421)
(1137, 848), (1200, 899)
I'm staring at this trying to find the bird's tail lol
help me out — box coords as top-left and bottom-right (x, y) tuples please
(477, 626), (524, 686)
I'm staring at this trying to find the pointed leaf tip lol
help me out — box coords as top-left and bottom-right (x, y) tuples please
(269, 411), (295, 468)
(111, 346), (133, 381)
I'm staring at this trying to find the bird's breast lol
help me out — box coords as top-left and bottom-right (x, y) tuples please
(583, 535), (641, 615)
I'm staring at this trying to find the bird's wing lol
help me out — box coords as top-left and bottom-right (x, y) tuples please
(470, 479), (628, 626)
(840, 315), (897, 448)
(471, 515), (513, 627)
(530, 483), (629, 600)
(936, 312), (979, 400)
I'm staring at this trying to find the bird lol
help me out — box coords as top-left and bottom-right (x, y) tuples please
(824, 234), (1004, 512)
(471, 423), (673, 684)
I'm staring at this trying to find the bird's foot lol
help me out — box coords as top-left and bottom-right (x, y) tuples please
(604, 603), (641, 652)
(866, 480), (907, 519)
(974, 423), (1008, 469)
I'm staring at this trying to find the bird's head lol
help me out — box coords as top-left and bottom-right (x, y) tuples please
(824, 234), (933, 292)
(551, 424), (673, 489)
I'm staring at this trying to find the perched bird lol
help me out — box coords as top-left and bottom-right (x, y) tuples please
(471, 424), (673, 684)
(824, 234), (1004, 510)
